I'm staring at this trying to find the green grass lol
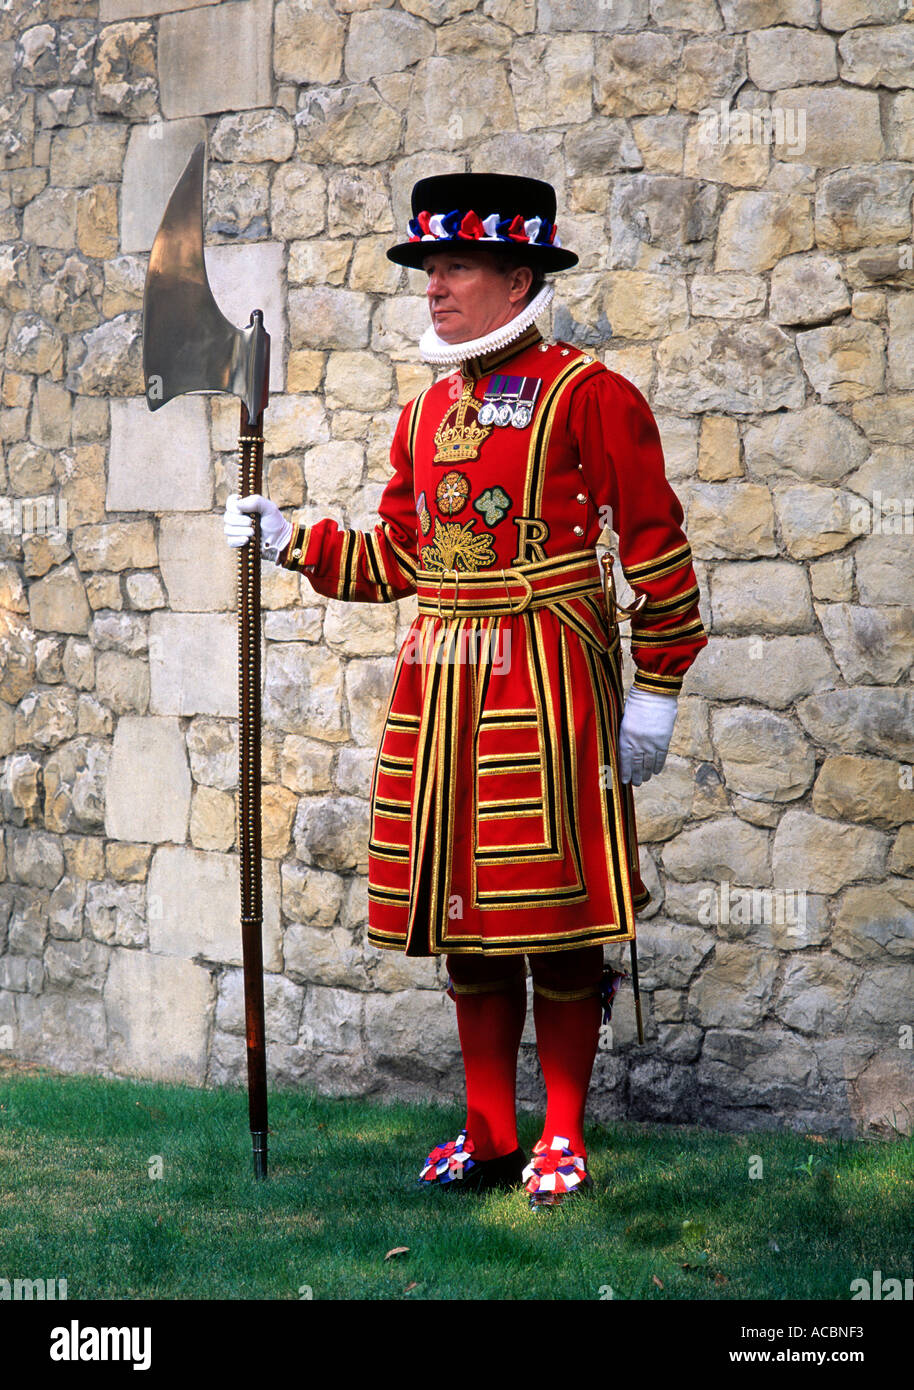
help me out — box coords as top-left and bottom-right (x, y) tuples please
(1, 1061), (911, 1300)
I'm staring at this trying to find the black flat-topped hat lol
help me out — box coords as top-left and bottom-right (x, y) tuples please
(387, 172), (579, 272)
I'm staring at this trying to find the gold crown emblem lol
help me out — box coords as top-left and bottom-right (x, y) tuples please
(433, 380), (492, 464)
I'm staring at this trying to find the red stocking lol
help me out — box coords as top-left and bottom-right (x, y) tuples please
(529, 946), (604, 1157)
(446, 953), (527, 1161)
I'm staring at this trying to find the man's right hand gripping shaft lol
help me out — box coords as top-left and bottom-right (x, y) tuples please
(223, 493), (293, 558)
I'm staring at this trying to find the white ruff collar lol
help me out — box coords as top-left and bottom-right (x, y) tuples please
(418, 283), (555, 366)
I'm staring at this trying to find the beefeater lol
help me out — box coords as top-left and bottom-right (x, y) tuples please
(224, 172), (707, 1208)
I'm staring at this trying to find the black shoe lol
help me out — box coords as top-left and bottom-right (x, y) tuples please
(454, 1146), (527, 1194)
(418, 1132), (526, 1192)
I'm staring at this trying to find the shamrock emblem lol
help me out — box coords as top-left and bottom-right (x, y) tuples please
(474, 486), (512, 526)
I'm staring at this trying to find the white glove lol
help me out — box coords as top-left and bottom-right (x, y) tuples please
(223, 493), (293, 561)
(619, 687), (678, 786)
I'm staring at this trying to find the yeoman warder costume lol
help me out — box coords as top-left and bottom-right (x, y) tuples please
(225, 172), (707, 1208)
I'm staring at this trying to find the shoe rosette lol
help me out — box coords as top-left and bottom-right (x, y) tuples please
(522, 1134), (592, 1207)
(419, 1129), (477, 1184)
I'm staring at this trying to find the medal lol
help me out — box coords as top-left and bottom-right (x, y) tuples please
(479, 374), (541, 430)
(511, 377), (541, 429)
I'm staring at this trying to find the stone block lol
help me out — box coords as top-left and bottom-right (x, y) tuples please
(511, 34), (593, 131)
(48, 124), (127, 186)
(292, 795), (370, 874)
(711, 560), (813, 634)
(632, 756), (695, 841)
(798, 687), (914, 763)
(855, 535), (914, 608)
(594, 32), (679, 117)
(275, 0), (345, 84)
(263, 642), (347, 740)
(769, 253), (850, 327)
(814, 164), (914, 253)
(405, 56), (516, 152)
(743, 404), (868, 483)
(158, 513), (235, 613)
(66, 314), (143, 398)
(772, 954), (856, 1035)
(715, 705), (815, 806)
(661, 816), (771, 885)
(105, 715), (191, 844)
(363, 987), (461, 1084)
(6, 828), (63, 890)
(688, 481), (777, 559)
(147, 844), (281, 971)
(87, 881), (146, 952)
(839, 24), (914, 88)
(772, 87), (883, 166)
(15, 991), (107, 1073)
(772, 810), (888, 894)
(28, 561), (90, 634)
(690, 943), (779, 1028)
(281, 861), (345, 926)
(772, 484), (857, 559)
(186, 789), (233, 850)
(796, 321), (884, 402)
(655, 322), (805, 414)
(43, 736), (110, 835)
(120, 117), (206, 253)
(149, 611), (238, 718)
(71, 519), (156, 571)
(94, 20), (157, 120)
(289, 286), (371, 351)
(849, 1053), (914, 1139)
(747, 26), (837, 89)
(817, 603), (914, 685)
(105, 947), (214, 1083)
(158, 0), (272, 120)
(834, 882), (914, 961)
(344, 7), (433, 82)
(108, 398), (211, 512)
(682, 636), (838, 708)
(21, 186), (76, 248)
(186, 716), (239, 791)
(283, 923), (369, 989)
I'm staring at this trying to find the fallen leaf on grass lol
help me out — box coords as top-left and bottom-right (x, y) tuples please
(404, 1282), (418, 1293)
(385, 1246), (409, 1260)
(652, 1275), (664, 1289)
(714, 1273), (728, 1286)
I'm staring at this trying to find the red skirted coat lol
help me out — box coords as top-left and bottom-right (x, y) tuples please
(278, 323), (707, 957)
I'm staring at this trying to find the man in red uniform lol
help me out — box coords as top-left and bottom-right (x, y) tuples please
(225, 174), (707, 1207)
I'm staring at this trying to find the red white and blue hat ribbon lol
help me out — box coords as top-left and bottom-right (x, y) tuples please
(408, 208), (562, 248)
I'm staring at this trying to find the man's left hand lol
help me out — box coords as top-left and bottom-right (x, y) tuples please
(618, 687), (678, 786)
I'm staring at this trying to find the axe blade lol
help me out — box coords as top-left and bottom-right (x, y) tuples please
(142, 140), (268, 419)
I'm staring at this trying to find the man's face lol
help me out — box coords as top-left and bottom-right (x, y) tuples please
(422, 246), (533, 344)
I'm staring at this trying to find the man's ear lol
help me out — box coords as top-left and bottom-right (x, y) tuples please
(509, 264), (534, 303)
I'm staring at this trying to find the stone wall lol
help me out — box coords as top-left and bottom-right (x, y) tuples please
(1, 0), (912, 1138)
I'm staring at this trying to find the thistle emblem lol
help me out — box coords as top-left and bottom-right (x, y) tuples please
(433, 378), (492, 464)
(420, 520), (497, 572)
(474, 486), (512, 526)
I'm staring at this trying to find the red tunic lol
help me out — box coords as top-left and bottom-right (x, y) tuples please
(279, 324), (707, 957)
